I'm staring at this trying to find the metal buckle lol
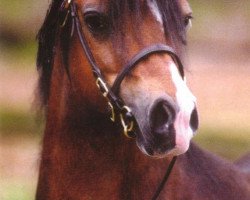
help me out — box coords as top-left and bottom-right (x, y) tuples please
(96, 77), (109, 97)
(108, 102), (115, 122)
(96, 78), (116, 121)
(120, 106), (134, 138)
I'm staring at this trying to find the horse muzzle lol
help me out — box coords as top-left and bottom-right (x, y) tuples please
(132, 94), (199, 158)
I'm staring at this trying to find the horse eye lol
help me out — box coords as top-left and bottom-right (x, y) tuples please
(84, 11), (110, 37)
(184, 15), (193, 29)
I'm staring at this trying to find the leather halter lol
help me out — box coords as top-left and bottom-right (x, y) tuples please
(60, 1), (181, 199)
(61, 1), (184, 138)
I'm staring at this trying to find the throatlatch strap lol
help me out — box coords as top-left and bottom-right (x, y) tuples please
(151, 156), (177, 200)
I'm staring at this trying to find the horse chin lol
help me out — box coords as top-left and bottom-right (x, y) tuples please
(136, 138), (191, 158)
(136, 141), (174, 159)
(135, 126), (193, 158)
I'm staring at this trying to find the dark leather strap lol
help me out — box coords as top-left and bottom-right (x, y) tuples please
(72, 3), (124, 110)
(71, 3), (102, 78)
(111, 44), (184, 94)
(71, 2), (136, 137)
(151, 156), (177, 200)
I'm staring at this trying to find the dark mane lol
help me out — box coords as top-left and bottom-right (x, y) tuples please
(36, 0), (62, 107)
(36, 0), (186, 108)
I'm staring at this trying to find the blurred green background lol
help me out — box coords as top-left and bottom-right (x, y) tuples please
(0, 0), (250, 199)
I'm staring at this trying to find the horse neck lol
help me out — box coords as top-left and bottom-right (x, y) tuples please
(40, 96), (176, 199)
(174, 143), (250, 200)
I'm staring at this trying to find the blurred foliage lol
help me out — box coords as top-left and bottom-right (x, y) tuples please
(0, 107), (43, 136)
(0, 0), (48, 44)
(1, 182), (35, 200)
(0, 0), (48, 66)
(1, 41), (37, 68)
(189, 0), (250, 42)
(194, 127), (250, 160)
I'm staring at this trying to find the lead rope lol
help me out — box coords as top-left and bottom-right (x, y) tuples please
(151, 156), (177, 200)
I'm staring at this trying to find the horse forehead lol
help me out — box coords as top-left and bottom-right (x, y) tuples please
(79, 0), (102, 3)
(79, 0), (191, 11)
(79, 0), (141, 6)
(77, 0), (106, 6)
(178, 0), (192, 14)
(147, 0), (163, 25)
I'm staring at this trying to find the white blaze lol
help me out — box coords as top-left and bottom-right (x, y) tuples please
(169, 63), (196, 155)
(147, 0), (163, 25)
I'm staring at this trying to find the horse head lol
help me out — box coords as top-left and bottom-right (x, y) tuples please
(44, 0), (198, 158)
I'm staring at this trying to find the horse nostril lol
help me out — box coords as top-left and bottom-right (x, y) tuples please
(190, 108), (199, 132)
(150, 99), (177, 135)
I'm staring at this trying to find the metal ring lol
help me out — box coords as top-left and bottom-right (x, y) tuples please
(108, 102), (115, 122)
(122, 106), (132, 114)
(120, 113), (134, 138)
(96, 77), (109, 97)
